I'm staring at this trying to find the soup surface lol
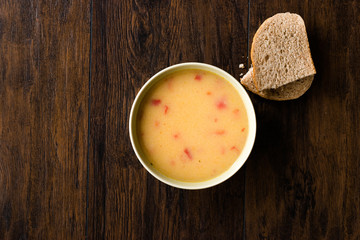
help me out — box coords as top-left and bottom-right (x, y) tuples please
(137, 69), (248, 182)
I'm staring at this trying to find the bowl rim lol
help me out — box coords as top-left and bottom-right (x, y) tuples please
(129, 62), (256, 190)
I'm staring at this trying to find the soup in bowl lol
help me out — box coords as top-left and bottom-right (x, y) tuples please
(129, 63), (256, 189)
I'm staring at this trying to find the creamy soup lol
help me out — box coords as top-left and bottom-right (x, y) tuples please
(137, 69), (248, 182)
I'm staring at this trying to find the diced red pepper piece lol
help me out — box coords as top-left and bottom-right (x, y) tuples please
(216, 100), (227, 109)
(164, 105), (169, 114)
(195, 74), (202, 81)
(241, 128), (245, 132)
(167, 79), (173, 90)
(173, 133), (179, 139)
(215, 130), (225, 135)
(206, 91), (212, 95)
(231, 146), (239, 152)
(221, 147), (226, 154)
(151, 99), (161, 106)
(184, 148), (192, 160)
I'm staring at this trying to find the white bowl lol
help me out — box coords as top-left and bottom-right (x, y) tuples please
(129, 62), (256, 189)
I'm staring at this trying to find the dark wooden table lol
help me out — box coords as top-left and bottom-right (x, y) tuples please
(1, 0), (359, 239)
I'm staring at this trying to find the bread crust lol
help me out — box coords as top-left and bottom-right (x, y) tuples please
(241, 68), (314, 101)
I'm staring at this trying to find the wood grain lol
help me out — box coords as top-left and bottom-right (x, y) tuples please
(89, 0), (248, 239)
(245, 1), (360, 239)
(2, 0), (360, 239)
(0, 0), (90, 239)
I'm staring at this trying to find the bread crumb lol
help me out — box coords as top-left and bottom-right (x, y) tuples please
(239, 63), (245, 69)
(240, 73), (244, 77)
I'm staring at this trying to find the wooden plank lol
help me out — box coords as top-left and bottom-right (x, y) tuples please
(0, 0), (90, 239)
(89, 0), (249, 239)
(245, 1), (360, 239)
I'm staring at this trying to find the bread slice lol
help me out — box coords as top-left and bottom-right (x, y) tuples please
(241, 68), (314, 100)
(251, 12), (316, 91)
